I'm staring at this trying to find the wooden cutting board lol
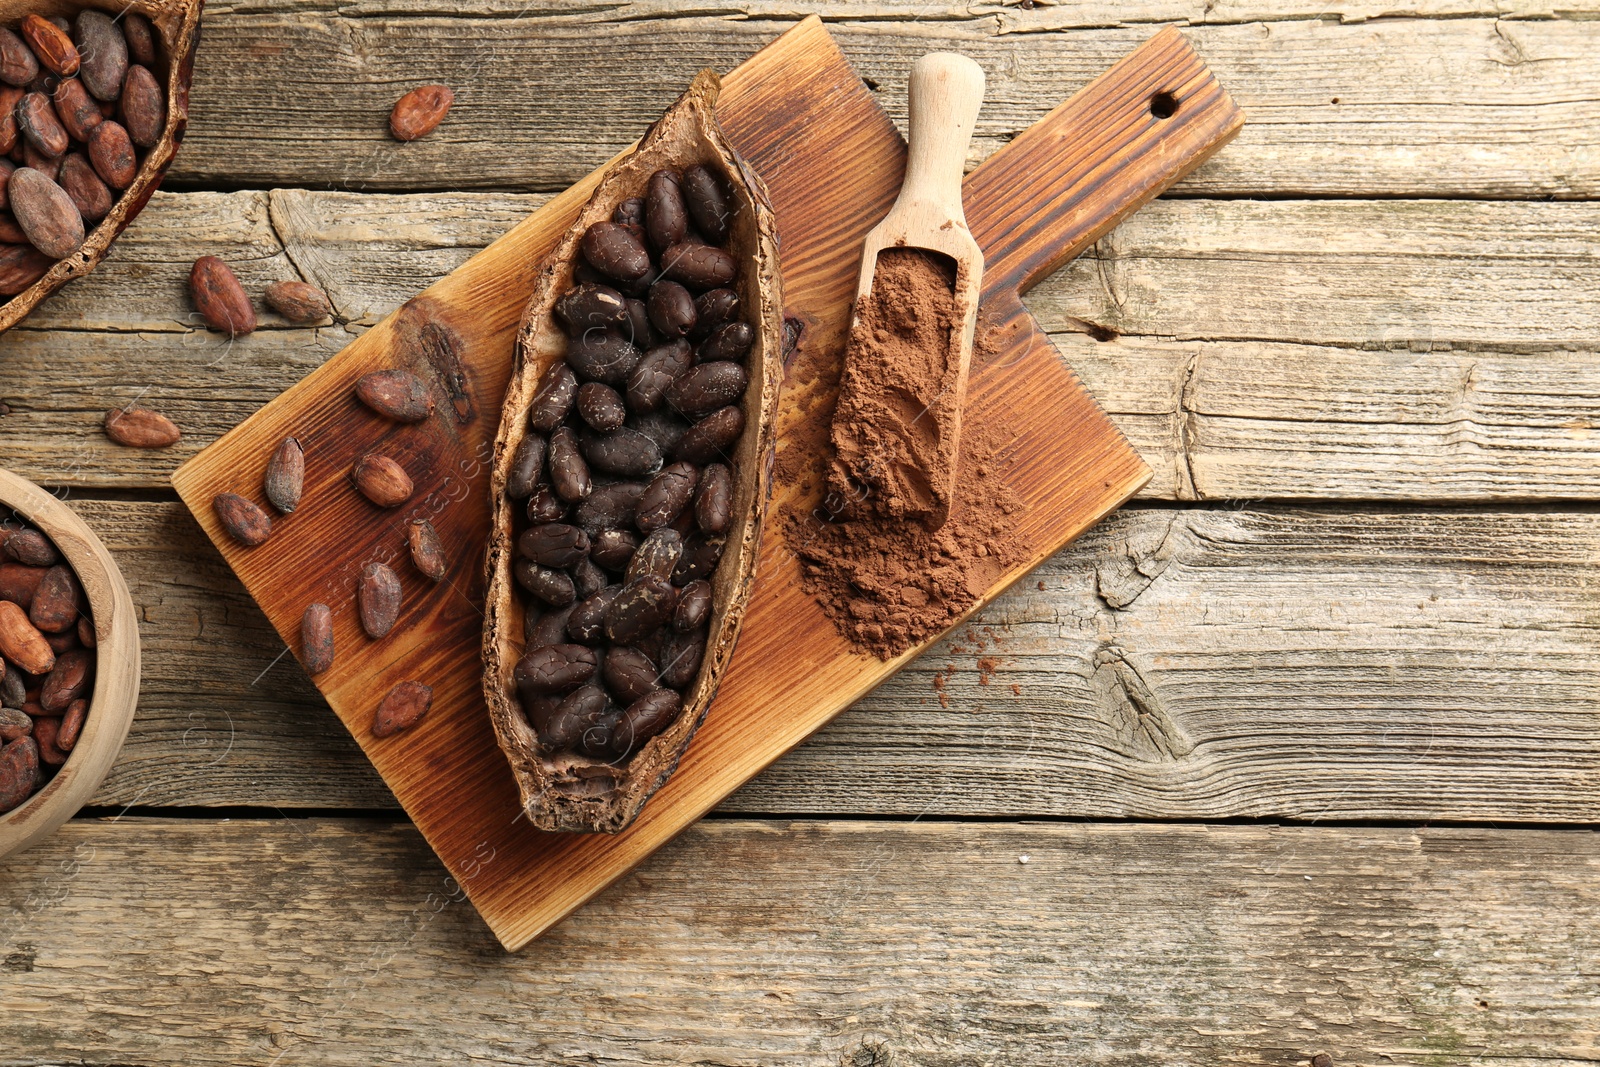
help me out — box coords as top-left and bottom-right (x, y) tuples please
(172, 16), (1242, 950)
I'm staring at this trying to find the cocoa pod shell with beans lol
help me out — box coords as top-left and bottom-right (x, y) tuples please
(482, 70), (781, 835)
(389, 84), (452, 141)
(189, 256), (256, 337)
(104, 404), (180, 448)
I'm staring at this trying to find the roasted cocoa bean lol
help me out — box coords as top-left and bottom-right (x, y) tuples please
(566, 586), (619, 645)
(528, 361), (578, 433)
(526, 603), (577, 648)
(602, 645), (659, 707)
(21, 15), (78, 77)
(0, 600), (53, 674)
(122, 13), (157, 67)
(567, 328), (641, 384)
(612, 197), (643, 226)
(72, 11), (126, 101)
(673, 533), (725, 584)
(0, 561), (43, 606)
(351, 453), (413, 508)
(4, 528), (53, 565)
(371, 680), (433, 737)
(519, 522), (590, 569)
(0, 664), (23, 707)
(547, 426), (592, 503)
(0, 240), (48, 294)
(515, 643), (597, 695)
(610, 688), (681, 756)
(0, 29), (36, 87)
(539, 685), (606, 751)
(358, 562), (402, 638)
(0, 706), (29, 740)
(645, 279), (696, 338)
(40, 647), (89, 711)
(0, 735), (38, 811)
(264, 280), (334, 324)
(301, 602), (334, 674)
(622, 296), (656, 349)
(627, 409), (691, 456)
(58, 151), (110, 223)
(103, 404), (179, 448)
(51, 78), (100, 140)
(56, 696), (85, 750)
(28, 564), (75, 633)
(576, 382), (626, 432)
(604, 574), (675, 645)
(76, 613), (94, 648)
(668, 361), (748, 419)
(644, 169), (687, 252)
(408, 519), (447, 581)
(514, 560), (575, 607)
(589, 528), (640, 571)
(660, 241), (735, 289)
(580, 221), (651, 282)
(694, 463), (732, 534)
(10, 167), (82, 258)
(555, 282), (628, 332)
(689, 287), (739, 341)
(18, 138), (59, 180)
(697, 320), (754, 363)
(636, 461), (697, 531)
(674, 579), (711, 633)
(189, 255), (256, 336)
(118, 63), (163, 147)
(576, 707), (621, 759)
(581, 426), (662, 478)
(626, 528), (683, 585)
(213, 492), (271, 546)
(659, 628), (706, 689)
(573, 556), (607, 600)
(32, 717), (61, 766)
(263, 436), (304, 513)
(573, 482), (645, 536)
(673, 405), (745, 464)
(86, 118), (134, 188)
(625, 339), (692, 414)
(42, 627), (78, 654)
(388, 84), (452, 142)
(682, 164), (732, 243)
(355, 369), (433, 423)
(505, 433), (545, 500)
(524, 483), (566, 524)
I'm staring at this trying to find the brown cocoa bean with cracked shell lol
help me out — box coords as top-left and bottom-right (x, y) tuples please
(636, 461), (698, 532)
(263, 436), (304, 513)
(696, 320), (754, 363)
(351, 453), (413, 507)
(104, 405), (180, 448)
(21, 15), (78, 77)
(602, 645), (659, 707)
(355, 369), (432, 423)
(528, 361), (578, 433)
(505, 433), (545, 500)
(668, 362), (748, 420)
(371, 680), (433, 738)
(519, 522), (589, 569)
(576, 382), (626, 433)
(0, 242), (50, 294)
(625, 339), (692, 415)
(694, 462), (731, 534)
(525, 603), (576, 648)
(515, 643), (597, 696)
(688, 287), (739, 342)
(213, 492), (271, 546)
(5, 528), (57, 566)
(0, 706), (30, 741)
(189, 256), (256, 337)
(567, 329), (641, 385)
(682, 164), (733, 243)
(672, 532), (725, 585)
(580, 426), (662, 478)
(659, 628), (705, 689)
(0, 600), (54, 674)
(622, 296), (656, 349)
(28, 564), (77, 633)
(58, 152), (110, 224)
(0, 562), (44, 607)
(264, 280), (334, 324)
(603, 575), (676, 645)
(389, 84), (452, 141)
(33, 715), (66, 766)
(626, 528), (683, 585)
(573, 556), (607, 600)
(301, 602), (334, 674)
(566, 586), (619, 645)
(0, 30), (37, 88)
(18, 140), (60, 181)
(0, 736), (39, 812)
(673, 579), (711, 633)
(644, 168), (687, 252)
(10, 167), (82, 259)
(408, 519), (447, 582)
(538, 685), (606, 751)
(514, 560), (574, 607)
(40, 647), (90, 711)
(659, 241), (735, 289)
(357, 562), (402, 638)
(580, 222), (651, 283)
(50, 78), (100, 141)
(73, 11), (126, 101)
(673, 405), (745, 464)
(555, 282), (627, 332)
(547, 426), (591, 503)
(524, 482), (565, 525)
(588, 528), (639, 572)
(646, 279), (695, 338)
(0, 664), (23, 707)
(612, 198), (643, 226)
(86, 120), (134, 188)
(609, 689), (682, 757)
(56, 697), (85, 750)
(118, 64), (163, 147)
(122, 12), (157, 67)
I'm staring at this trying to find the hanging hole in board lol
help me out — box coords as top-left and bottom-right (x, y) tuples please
(1149, 91), (1179, 119)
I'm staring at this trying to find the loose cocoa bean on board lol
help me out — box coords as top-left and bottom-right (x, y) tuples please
(371, 680), (432, 737)
(357, 562), (401, 639)
(212, 492), (272, 546)
(351, 453), (413, 508)
(389, 84), (452, 142)
(103, 404), (180, 448)
(301, 602), (334, 674)
(190, 256), (256, 336)
(407, 519), (447, 582)
(263, 436), (304, 513)
(264, 280), (334, 324)
(355, 369), (432, 423)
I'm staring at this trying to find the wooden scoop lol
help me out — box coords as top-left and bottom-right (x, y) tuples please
(829, 52), (986, 529)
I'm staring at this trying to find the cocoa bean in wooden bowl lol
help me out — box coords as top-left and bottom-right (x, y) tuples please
(483, 70), (782, 835)
(0, 467), (140, 862)
(0, 0), (200, 334)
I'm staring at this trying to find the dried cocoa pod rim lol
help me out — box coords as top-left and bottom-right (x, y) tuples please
(482, 69), (783, 835)
(0, 0), (200, 332)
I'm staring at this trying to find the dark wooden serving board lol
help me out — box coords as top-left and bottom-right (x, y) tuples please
(172, 16), (1242, 949)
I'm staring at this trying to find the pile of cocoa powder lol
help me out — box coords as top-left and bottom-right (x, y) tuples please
(780, 248), (1027, 660)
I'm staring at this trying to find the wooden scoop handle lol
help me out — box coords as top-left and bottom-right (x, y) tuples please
(897, 53), (986, 224)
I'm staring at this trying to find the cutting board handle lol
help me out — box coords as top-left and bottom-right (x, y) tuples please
(964, 26), (1244, 300)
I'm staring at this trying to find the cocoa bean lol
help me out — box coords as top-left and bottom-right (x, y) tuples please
(21, 15), (79, 77)
(612, 198), (643, 226)
(86, 119), (134, 188)
(0, 600), (53, 674)
(519, 522), (590, 569)
(103, 404), (180, 448)
(567, 329), (641, 385)
(573, 556), (607, 600)
(581, 426), (662, 479)
(646, 279), (695, 338)
(0, 562), (44, 607)
(301, 602), (334, 674)
(625, 339), (692, 415)
(609, 689), (681, 757)
(538, 685), (606, 751)
(547, 426), (592, 503)
(117, 63), (163, 147)
(56, 697), (85, 750)
(528, 361), (578, 433)
(357, 561), (401, 638)
(33, 715), (65, 766)
(566, 586), (619, 645)
(264, 280), (333, 324)
(10, 167), (81, 258)
(604, 575), (676, 645)
(0, 706), (30, 740)
(0, 736), (39, 812)
(371, 680), (433, 738)
(389, 84), (452, 142)
(513, 560), (575, 607)
(576, 707), (621, 758)
(263, 436), (304, 513)
(43, 627), (79, 655)
(644, 169), (687, 252)
(682, 164), (733, 243)
(0, 664), (22, 706)
(351, 453), (413, 508)
(589, 528), (639, 571)
(0, 209), (23, 242)
(524, 483), (566, 525)
(40, 647), (90, 711)
(576, 382), (626, 433)
(580, 221), (651, 282)
(58, 151), (110, 223)
(667, 362), (748, 419)
(50, 77), (100, 141)
(672, 533), (725, 585)
(673, 579), (711, 632)
(18, 138), (59, 180)
(76, 614), (95, 648)
(73, 11), (126, 102)
(407, 519), (447, 582)
(0, 240), (49, 294)
(673, 405), (745, 464)
(622, 296), (656, 349)
(514, 643), (597, 695)
(688, 287), (738, 342)
(525, 603), (576, 648)
(602, 645), (659, 707)
(636, 461), (697, 532)
(505, 434), (545, 500)
(28, 564), (76, 633)
(122, 13), (157, 68)
(696, 320), (754, 363)
(625, 528), (683, 585)
(555, 283), (627, 332)
(4, 527), (55, 566)
(189, 255), (256, 336)
(355, 369), (432, 422)
(213, 492), (271, 546)
(659, 241), (735, 289)
(694, 462), (732, 534)
(0, 29), (37, 88)
(659, 628), (706, 689)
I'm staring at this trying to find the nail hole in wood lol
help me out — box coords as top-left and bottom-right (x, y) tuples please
(1149, 91), (1179, 119)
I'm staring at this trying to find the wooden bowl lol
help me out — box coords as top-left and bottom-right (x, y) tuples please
(0, 0), (202, 333)
(0, 468), (140, 861)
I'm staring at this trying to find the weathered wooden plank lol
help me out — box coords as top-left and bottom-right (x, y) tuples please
(74, 498), (1600, 821)
(164, 9), (1600, 198)
(1, 818), (1596, 1063)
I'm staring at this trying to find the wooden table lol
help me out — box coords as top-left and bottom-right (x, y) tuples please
(3, 3), (1599, 1063)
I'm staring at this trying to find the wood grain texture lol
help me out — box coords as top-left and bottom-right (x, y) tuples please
(3, 817), (1598, 1064)
(77, 498), (1600, 824)
(163, 6), (1600, 198)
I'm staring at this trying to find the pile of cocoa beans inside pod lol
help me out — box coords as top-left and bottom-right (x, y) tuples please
(0, 517), (97, 814)
(0, 9), (166, 297)
(510, 163), (752, 763)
